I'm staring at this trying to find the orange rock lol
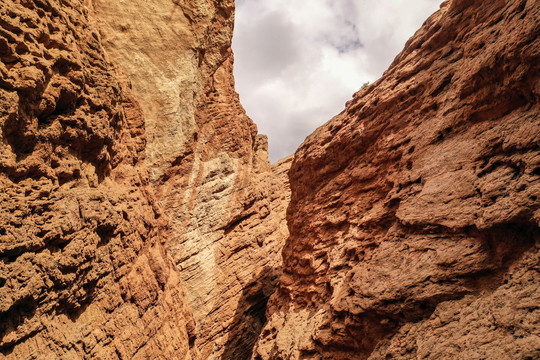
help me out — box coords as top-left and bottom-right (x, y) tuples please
(1, 0), (290, 359)
(4, 0), (537, 358)
(0, 0), (197, 359)
(89, 0), (291, 357)
(254, 0), (540, 359)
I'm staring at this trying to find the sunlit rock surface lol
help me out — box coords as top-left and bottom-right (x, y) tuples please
(0, 0), (197, 358)
(89, 1), (291, 357)
(2, 0), (538, 359)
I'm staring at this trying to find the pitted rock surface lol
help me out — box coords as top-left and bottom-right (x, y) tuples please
(0, 0), (197, 359)
(2, 0), (539, 359)
(1, 0), (290, 359)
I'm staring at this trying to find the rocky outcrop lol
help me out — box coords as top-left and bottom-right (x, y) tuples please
(255, 0), (540, 359)
(0, 0), (197, 358)
(87, 0), (237, 183)
(4, 0), (538, 358)
(1, 0), (290, 359)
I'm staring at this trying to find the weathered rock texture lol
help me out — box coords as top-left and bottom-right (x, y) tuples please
(153, 54), (290, 360)
(4, 0), (538, 358)
(1, 0), (290, 359)
(255, 0), (540, 359)
(87, 1), (291, 358)
(0, 0), (197, 359)
(87, 0), (236, 183)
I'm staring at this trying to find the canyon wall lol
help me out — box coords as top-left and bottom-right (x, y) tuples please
(0, 0), (197, 358)
(2, 0), (539, 359)
(254, 0), (540, 359)
(1, 0), (289, 359)
(88, 0), (290, 358)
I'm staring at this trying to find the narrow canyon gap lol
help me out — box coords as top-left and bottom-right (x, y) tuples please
(0, 0), (538, 360)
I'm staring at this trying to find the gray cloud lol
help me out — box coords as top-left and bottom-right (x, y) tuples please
(233, 0), (443, 162)
(233, 11), (301, 83)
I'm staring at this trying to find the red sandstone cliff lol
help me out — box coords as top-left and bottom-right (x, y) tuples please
(254, 0), (540, 359)
(0, 0), (289, 359)
(0, 0), (197, 358)
(2, 0), (539, 359)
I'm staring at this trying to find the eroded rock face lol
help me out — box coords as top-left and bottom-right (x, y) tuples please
(152, 51), (291, 360)
(87, 0), (237, 183)
(88, 1), (291, 358)
(254, 0), (540, 359)
(0, 0), (196, 359)
(0, 0), (290, 359)
(4, 0), (536, 358)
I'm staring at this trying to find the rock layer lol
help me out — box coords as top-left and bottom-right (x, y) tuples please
(154, 55), (291, 359)
(87, 1), (291, 358)
(255, 0), (540, 359)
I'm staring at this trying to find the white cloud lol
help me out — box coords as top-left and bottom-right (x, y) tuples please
(233, 0), (443, 162)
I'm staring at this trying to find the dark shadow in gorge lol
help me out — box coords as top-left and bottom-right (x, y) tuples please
(221, 265), (280, 360)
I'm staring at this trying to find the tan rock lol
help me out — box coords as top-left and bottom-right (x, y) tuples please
(254, 0), (540, 359)
(1, 0), (291, 358)
(154, 56), (291, 358)
(5, 0), (534, 358)
(89, 0), (291, 358)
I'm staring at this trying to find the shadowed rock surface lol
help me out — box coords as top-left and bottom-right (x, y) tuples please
(254, 0), (540, 359)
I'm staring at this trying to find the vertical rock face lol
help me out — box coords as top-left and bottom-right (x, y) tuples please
(1, 0), (290, 359)
(88, 0), (291, 358)
(0, 0), (196, 359)
(87, 0), (236, 183)
(153, 38), (290, 360)
(255, 0), (540, 359)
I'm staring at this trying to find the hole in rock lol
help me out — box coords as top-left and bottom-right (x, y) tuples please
(221, 266), (279, 360)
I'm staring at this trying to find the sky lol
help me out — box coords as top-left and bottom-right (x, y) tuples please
(232, 0), (444, 162)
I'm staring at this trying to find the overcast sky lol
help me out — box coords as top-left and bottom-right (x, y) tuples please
(232, 0), (444, 162)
